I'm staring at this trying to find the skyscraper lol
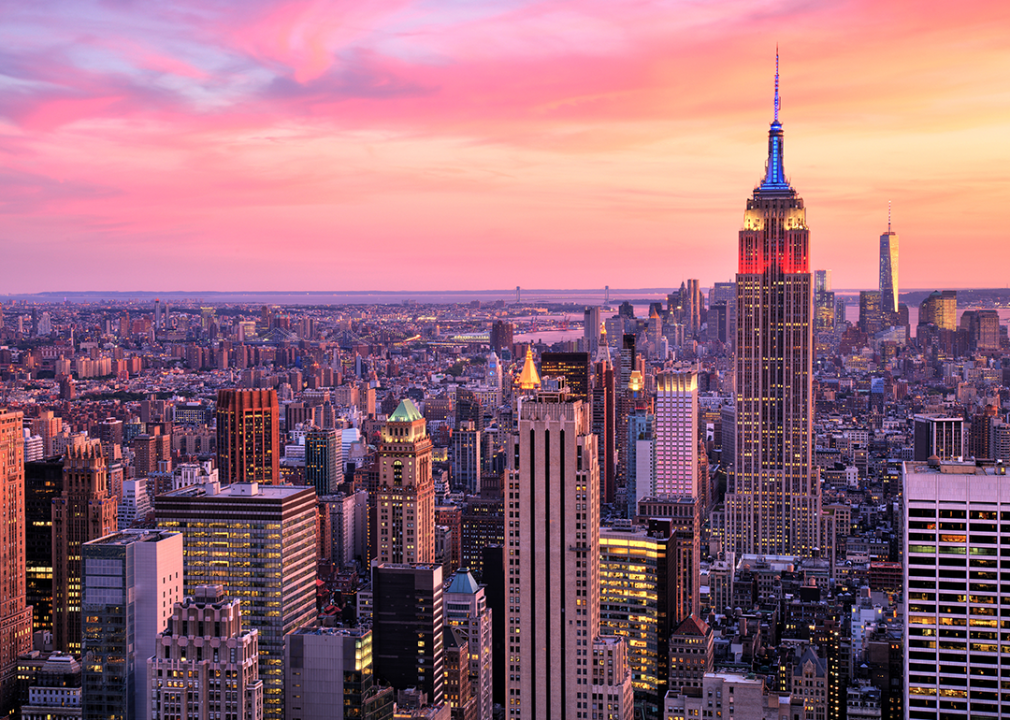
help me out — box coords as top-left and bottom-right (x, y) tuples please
(150, 585), (263, 720)
(52, 440), (118, 653)
(653, 371), (698, 499)
(725, 53), (820, 557)
(506, 388), (633, 720)
(216, 389), (281, 485)
(24, 457), (62, 636)
(376, 400), (435, 564)
(813, 270), (835, 333)
(81, 529), (183, 720)
(0, 410), (33, 715)
(156, 483), (318, 720)
(918, 290), (957, 331)
(305, 428), (342, 496)
(859, 290), (882, 336)
(583, 306), (601, 354)
(372, 563), (444, 704)
(879, 209), (899, 324)
(444, 568), (494, 720)
(903, 459), (1010, 719)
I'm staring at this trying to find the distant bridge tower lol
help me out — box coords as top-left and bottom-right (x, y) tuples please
(604, 285), (610, 303)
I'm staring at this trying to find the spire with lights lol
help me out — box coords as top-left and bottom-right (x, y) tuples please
(759, 47), (791, 195)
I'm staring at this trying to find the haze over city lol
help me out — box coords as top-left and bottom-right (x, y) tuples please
(1, 0), (1009, 293)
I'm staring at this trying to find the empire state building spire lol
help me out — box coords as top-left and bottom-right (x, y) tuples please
(761, 48), (790, 194)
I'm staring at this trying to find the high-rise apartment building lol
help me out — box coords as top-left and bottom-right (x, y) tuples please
(444, 569), (494, 720)
(216, 389), (281, 484)
(709, 282), (737, 345)
(305, 428), (342, 496)
(0, 410), (33, 715)
(489, 320), (514, 355)
(372, 563), (444, 704)
(52, 441), (118, 653)
(150, 584), (263, 720)
(879, 213), (899, 323)
(156, 482), (318, 720)
(903, 460), (1010, 720)
(376, 400), (434, 564)
(725, 55), (820, 557)
(81, 529), (183, 720)
(506, 389), (633, 719)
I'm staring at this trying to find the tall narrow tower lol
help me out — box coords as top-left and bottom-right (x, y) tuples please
(377, 400), (434, 564)
(0, 410), (33, 715)
(725, 52), (820, 557)
(879, 205), (899, 324)
(52, 440), (118, 653)
(216, 388), (280, 485)
(506, 386), (633, 720)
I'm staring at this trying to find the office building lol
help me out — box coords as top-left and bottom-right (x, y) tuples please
(667, 615), (714, 695)
(879, 213), (899, 324)
(540, 352), (591, 404)
(117, 478), (152, 529)
(0, 410), (33, 715)
(584, 307), (601, 355)
(625, 412), (654, 521)
(653, 371), (698, 499)
(452, 421), (482, 495)
(725, 54), (821, 557)
(599, 520), (680, 718)
(156, 482), (318, 720)
(506, 389), (633, 720)
(859, 290), (883, 336)
(918, 290), (957, 332)
(903, 460), (1010, 720)
(376, 400), (435, 564)
(81, 529), (183, 720)
(305, 428), (342, 496)
(710, 281), (737, 345)
(372, 563), (444, 704)
(284, 626), (392, 720)
(489, 321), (514, 355)
(25, 458), (63, 635)
(216, 389), (281, 484)
(913, 415), (966, 461)
(444, 569), (493, 720)
(150, 584), (263, 720)
(813, 270), (835, 333)
(52, 441), (118, 653)
(592, 355), (616, 506)
(19, 653), (82, 720)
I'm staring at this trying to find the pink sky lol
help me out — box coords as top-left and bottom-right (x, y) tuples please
(0, 0), (1008, 294)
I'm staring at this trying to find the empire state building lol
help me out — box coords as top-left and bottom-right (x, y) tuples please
(725, 54), (820, 557)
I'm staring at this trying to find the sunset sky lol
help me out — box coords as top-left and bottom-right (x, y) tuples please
(1, 0), (1008, 294)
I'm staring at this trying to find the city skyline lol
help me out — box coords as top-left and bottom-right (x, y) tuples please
(0, 1), (1008, 293)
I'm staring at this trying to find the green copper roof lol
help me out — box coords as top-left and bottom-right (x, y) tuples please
(446, 569), (480, 595)
(389, 399), (422, 422)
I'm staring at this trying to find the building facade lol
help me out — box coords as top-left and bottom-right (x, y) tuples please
(52, 441), (118, 653)
(0, 410), (33, 714)
(216, 389), (281, 484)
(149, 584), (263, 720)
(156, 482), (318, 720)
(506, 390), (633, 720)
(376, 400), (435, 564)
(81, 530), (183, 720)
(903, 460), (1010, 720)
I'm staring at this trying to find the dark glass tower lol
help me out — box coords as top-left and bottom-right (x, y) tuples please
(726, 53), (820, 556)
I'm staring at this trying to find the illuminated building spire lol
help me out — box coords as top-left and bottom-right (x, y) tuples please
(774, 44), (780, 123)
(760, 47), (790, 194)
